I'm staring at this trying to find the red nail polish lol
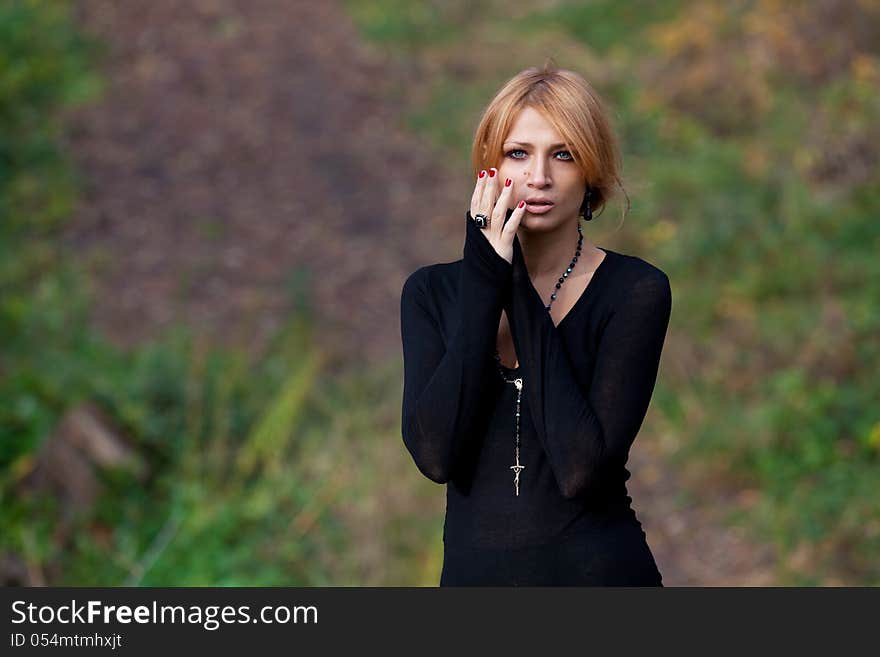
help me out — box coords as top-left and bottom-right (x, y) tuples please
(488, 169), (496, 177)
(479, 170), (486, 178)
(518, 200), (525, 208)
(505, 178), (511, 187)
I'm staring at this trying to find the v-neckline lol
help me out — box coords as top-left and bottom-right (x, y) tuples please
(554, 247), (612, 331)
(497, 247), (613, 375)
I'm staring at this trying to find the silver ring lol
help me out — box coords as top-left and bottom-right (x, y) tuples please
(474, 213), (489, 229)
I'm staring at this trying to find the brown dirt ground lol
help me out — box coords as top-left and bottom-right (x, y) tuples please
(62, 0), (779, 585)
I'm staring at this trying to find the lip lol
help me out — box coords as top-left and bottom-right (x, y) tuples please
(524, 201), (554, 214)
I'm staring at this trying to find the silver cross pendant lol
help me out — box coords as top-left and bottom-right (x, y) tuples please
(510, 377), (524, 496)
(510, 457), (525, 496)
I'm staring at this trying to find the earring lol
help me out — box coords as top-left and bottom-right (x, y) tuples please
(581, 186), (593, 221)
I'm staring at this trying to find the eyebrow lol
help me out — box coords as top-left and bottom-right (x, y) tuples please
(504, 141), (569, 149)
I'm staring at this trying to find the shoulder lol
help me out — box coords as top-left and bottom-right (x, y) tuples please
(602, 249), (672, 309)
(401, 260), (461, 305)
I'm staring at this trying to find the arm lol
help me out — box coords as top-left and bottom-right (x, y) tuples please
(505, 237), (672, 499)
(400, 213), (512, 484)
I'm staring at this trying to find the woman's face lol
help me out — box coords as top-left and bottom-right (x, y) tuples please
(495, 106), (585, 231)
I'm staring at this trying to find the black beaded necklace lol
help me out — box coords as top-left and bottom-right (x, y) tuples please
(493, 222), (584, 496)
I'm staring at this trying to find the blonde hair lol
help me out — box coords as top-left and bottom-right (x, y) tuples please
(471, 59), (629, 223)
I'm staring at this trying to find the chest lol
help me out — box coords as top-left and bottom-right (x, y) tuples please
(495, 270), (595, 369)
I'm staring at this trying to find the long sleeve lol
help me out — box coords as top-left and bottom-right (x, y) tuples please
(505, 236), (672, 499)
(400, 212), (512, 484)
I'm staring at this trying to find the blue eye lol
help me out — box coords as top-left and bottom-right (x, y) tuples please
(505, 149), (574, 161)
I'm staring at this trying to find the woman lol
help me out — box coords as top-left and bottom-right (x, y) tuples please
(399, 63), (672, 586)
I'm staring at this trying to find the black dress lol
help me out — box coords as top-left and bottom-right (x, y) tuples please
(399, 210), (672, 586)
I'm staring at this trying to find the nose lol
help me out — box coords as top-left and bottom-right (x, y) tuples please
(526, 156), (551, 187)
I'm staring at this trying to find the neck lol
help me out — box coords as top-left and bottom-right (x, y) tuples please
(518, 217), (587, 279)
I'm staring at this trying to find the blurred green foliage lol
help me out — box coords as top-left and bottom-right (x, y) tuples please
(0, 0), (431, 586)
(1, 0), (104, 468)
(0, 0), (102, 240)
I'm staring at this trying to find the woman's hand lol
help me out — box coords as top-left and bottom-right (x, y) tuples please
(470, 167), (526, 264)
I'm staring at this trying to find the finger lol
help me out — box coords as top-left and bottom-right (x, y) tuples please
(470, 169), (487, 215)
(502, 199), (527, 238)
(492, 176), (514, 222)
(479, 167), (499, 214)
(489, 176), (514, 238)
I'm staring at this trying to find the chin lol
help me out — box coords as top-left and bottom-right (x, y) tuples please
(519, 216), (551, 232)
(520, 211), (570, 231)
